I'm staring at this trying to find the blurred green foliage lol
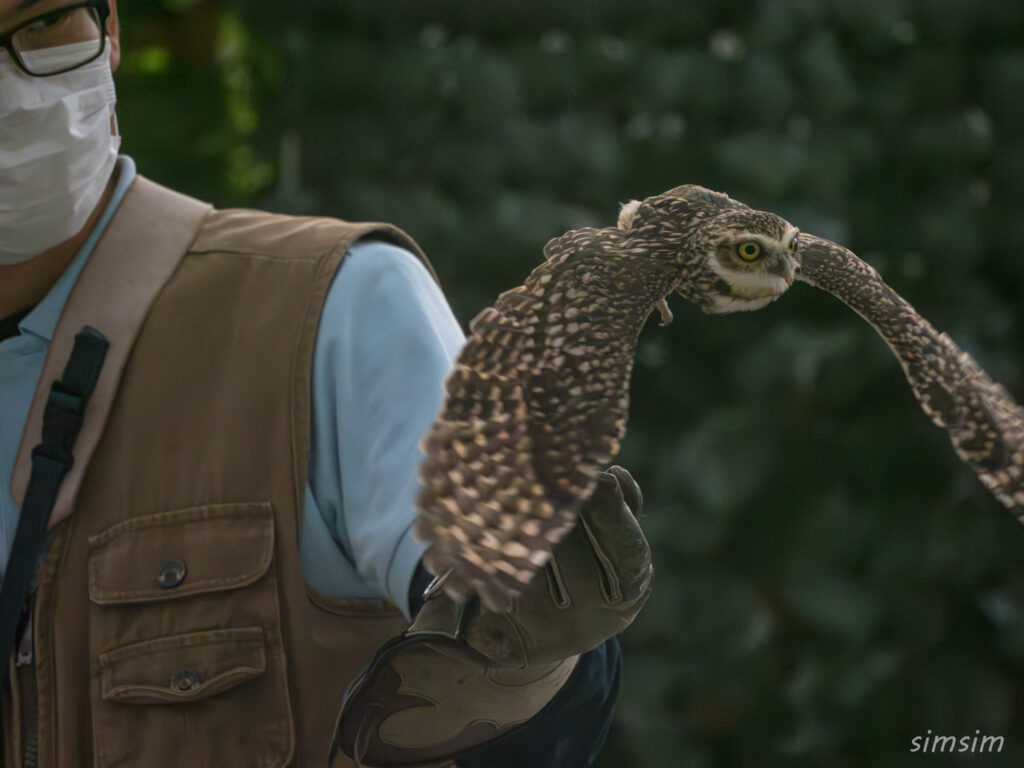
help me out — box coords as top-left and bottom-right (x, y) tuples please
(116, 1), (1024, 765)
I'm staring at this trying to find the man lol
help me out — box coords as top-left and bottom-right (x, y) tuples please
(0, 1), (653, 766)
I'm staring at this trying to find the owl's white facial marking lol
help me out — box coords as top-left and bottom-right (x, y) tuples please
(708, 250), (792, 295)
(707, 293), (780, 313)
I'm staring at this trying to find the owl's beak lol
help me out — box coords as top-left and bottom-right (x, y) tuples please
(768, 258), (796, 287)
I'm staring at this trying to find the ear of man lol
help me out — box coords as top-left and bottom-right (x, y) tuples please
(107, 0), (121, 70)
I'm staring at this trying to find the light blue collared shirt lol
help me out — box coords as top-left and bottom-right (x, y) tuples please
(0, 157), (465, 617)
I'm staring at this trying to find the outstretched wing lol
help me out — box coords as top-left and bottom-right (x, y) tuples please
(932, 332), (1024, 510)
(414, 229), (634, 611)
(796, 234), (1024, 517)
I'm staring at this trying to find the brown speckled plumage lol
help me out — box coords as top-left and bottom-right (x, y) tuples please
(415, 186), (799, 609)
(796, 234), (1024, 518)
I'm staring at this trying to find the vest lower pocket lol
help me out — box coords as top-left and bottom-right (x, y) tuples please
(86, 503), (294, 768)
(98, 627), (266, 705)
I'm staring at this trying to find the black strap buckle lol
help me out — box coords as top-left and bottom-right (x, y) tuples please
(0, 325), (109, 684)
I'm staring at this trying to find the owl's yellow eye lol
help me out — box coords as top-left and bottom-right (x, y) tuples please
(788, 238), (797, 253)
(737, 241), (761, 261)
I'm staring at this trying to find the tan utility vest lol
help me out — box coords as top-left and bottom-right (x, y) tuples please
(1, 176), (430, 767)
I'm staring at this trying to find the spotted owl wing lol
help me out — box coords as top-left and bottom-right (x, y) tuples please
(414, 229), (633, 611)
(796, 234), (1024, 516)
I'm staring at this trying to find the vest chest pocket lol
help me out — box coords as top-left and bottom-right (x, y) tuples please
(87, 503), (294, 768)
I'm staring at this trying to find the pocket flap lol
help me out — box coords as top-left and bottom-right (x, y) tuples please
(89, 503), (274, 604)
(99, 627), (266, 704)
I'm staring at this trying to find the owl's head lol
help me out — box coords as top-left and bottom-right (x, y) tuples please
(618, 185), (799, 315)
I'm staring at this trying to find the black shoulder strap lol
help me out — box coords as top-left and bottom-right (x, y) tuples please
(0, 326), (108, 682)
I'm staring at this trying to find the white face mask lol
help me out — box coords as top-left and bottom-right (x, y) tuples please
(0, 44), (121, 266)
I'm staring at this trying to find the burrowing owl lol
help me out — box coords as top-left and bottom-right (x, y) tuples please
(415, 185), (800, 610)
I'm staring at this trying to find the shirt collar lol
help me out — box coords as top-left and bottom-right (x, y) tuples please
(18, 155), (138, 343)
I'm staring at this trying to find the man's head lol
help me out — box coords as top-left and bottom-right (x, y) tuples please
(0, 0), (122, 268)
(0, 0), (119, 70)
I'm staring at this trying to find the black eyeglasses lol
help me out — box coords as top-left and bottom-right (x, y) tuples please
(1, 0), (110, 77)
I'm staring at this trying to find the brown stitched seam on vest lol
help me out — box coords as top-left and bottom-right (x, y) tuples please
(305, 588), (400, 619)
(187, 250), (322, 262)
(288, 237), (356, 541)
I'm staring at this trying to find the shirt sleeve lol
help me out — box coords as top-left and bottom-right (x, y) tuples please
(304, 238), (465, 618)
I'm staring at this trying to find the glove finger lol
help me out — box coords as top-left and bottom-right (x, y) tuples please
(580, 470), (652, 604)
(605, 465), (642, 517)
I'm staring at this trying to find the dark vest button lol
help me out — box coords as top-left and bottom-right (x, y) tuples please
(170, 668), (202, 693)
(157, 559), (187, 589)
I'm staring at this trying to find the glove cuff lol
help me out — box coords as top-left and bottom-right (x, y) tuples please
(329, 628), (577, 766)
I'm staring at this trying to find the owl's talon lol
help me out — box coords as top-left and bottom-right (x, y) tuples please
(656, 299), (673, 327)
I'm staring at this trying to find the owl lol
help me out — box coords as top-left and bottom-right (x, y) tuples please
(414, 185), (800, 610)
(795, 234), (1024, 517)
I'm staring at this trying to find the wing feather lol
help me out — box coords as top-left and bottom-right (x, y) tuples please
(415, 230), (636, 609)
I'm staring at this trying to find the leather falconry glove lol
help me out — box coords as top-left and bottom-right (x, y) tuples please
(329, 465), (653, 767)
